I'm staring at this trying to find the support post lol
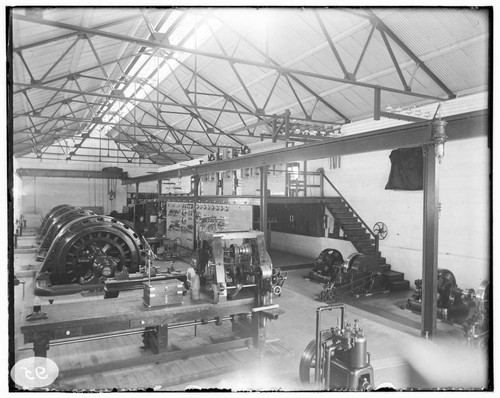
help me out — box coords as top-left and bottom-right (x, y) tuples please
(157, 179), (162, 197)
(374, 87), (381, 120)
(133, 182), (140, 223)
(284, 109), (290, 142)
(304, 160), (308, 197)
(421, 144), (439, 338)
(319, 169), (325, 198)
(33, 335), (49, 357)
(260, 166), (269, 248)
(272, 115), (278, 143)
(216, 172), (222, 196)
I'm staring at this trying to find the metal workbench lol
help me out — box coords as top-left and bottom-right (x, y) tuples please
(21, 292), (279, 367)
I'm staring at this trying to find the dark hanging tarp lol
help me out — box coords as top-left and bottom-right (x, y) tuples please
(385, 147), (423, 190)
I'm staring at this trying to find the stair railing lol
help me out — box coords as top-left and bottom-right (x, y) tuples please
(320, 170), (379, 256)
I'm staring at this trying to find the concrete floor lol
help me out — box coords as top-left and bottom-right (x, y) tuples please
(11, 238), (491, 392)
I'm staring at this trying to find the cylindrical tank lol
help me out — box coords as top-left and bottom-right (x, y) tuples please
(334, 333), (368, 369)
(349, 334), (368, 368)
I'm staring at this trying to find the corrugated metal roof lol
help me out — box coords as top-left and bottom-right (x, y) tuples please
(11, 7), (490, 165)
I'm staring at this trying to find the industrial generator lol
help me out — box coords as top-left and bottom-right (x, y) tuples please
(406, 268), (475, 321)
(193, 230), (286, 303)
(308, 249), (386, 302)
(300, 304), (374, 391)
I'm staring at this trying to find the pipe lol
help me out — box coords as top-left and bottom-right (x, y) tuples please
(251, 304), (279, 313)
(19, 316), (234, 351)
(315, 304), (346, 384)
(324, 346), (336, 390)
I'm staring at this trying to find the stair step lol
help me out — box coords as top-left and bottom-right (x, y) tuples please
(378, 263), (391, 272)
(328, 207), (354, 218)
(343, 229), (367, 236)
(377, 257), (386, 264)
(350, 235), (374, 242)
(326, 197), (344, 204)
(336, 217), (360, 224)
(346, 232), (370, 240)
(382, 270), (405, 282)
(327, 203), (348, 209)
(387, 279), (410, 291)
(341, 224), (363, 231)
(352, 239), (375, 246)
(342, 223), (365, 230)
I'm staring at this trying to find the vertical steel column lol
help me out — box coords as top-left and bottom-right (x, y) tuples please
(319, 169), (325, 198)
(304, 160), (308, 197)
(33, 177), (37, 213)
(134, 182), (139, 223)
(216, 172), (221, 196)
(421, 144), (439, 338)
(157, 179), (162, 197)
(260, 166), (269, 247)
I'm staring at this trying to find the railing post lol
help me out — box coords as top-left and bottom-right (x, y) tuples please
(375, 236), (379, 258)
(320, 170), (325, 198)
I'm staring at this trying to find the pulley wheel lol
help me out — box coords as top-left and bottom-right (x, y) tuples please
(299, 339), (318, 386)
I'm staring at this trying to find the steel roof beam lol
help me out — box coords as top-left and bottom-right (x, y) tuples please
(13, 53), (139, 96)
(153, 67), (244, 147)
(314, 11), (351, 80)
(132, 99), (215, 153)
(13, 13), (143, 52)
(14, 82), (294, 118)
(176, 59), (343, 127)
(352, 23), (377, 79)
(120, 104), (197, 158)
(14, 113), (257, 142)
(16, 168), (129, 179)
(123, 110), (487, 184)
(18, 154), (156, 165)
(363, 9), (456, 99)
(212, 16), (351, 122)
(12, 13), (446, 102)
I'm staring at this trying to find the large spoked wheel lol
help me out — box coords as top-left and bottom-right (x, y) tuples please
(40, 216), (144, 286)
(299, 339), (318, 386)
(60, 228), (134, 283)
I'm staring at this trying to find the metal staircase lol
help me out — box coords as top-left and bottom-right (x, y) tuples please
(321, 174), (410, 292)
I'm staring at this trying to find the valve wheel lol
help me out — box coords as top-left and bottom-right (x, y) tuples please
(373, 222), (388, 240)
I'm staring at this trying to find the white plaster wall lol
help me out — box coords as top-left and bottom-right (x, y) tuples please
(15, 158), (159, 217)
(308, 136), (490, 289)
(270, 231), (356, 259)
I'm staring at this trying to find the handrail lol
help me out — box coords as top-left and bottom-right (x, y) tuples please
(320, 170), (379, 256)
